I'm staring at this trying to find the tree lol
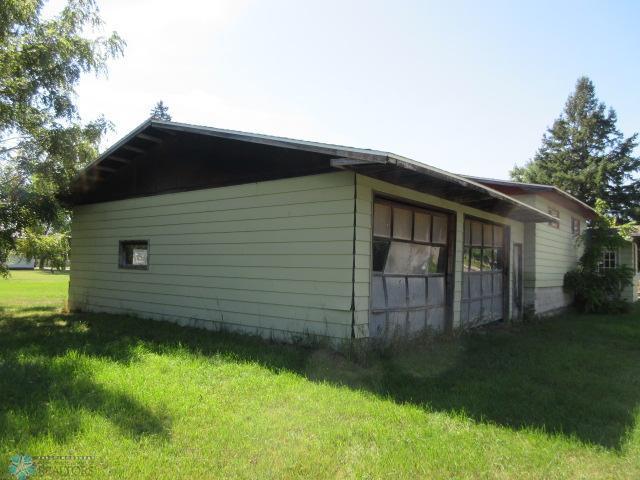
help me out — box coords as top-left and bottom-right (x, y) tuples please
(15, 227), (70, 272)
(511, 77), (640, 222)
(150, 101), (171, 121)
(0, 0), (124, 275)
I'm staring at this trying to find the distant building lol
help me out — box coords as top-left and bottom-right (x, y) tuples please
(6, 254), (36, 270)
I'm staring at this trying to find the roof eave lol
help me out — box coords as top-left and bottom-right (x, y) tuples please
(68, 120), (557, 223)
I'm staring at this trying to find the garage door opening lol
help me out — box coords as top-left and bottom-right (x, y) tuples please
(369, 199), (454, 338)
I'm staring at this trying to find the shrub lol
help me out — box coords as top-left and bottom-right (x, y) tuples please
(563, 199), (636, 314)
(564, 268), (633, 313)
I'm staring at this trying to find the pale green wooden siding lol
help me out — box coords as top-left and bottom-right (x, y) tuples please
(354, 174), (525, 334)
(70, 171), (357, 341)
(619, 243), (639, 302)
(518, 195), (585, 286)
(512, 194), (587, 312)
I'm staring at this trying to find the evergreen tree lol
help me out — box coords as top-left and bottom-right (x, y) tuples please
(511, 77), (640, 222)
(150, 101), (171, 121)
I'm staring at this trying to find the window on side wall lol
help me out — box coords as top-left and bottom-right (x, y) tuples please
(119, 240), (149, 269)
(548, 208), (560, 229)
(571, 217), (580, 236)
(597, 249), (617, 272)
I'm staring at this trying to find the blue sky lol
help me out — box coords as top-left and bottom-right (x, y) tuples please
(50, 0), (639, 179)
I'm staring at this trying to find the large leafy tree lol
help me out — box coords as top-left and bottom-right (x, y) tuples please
(0, 0), (124, 274)
(511, 77), (640, 222)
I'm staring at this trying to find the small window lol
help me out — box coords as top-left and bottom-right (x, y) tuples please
(571, 217), (581, 236)
(119, 240), (149, 269)
(598, 249), (617, 272)
(548, 208), (560, 229)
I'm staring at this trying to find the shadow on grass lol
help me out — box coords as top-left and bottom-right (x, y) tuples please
(9, 305), (60, 313)
(0, 314), (170, 446)
(1, 308), (639, 450)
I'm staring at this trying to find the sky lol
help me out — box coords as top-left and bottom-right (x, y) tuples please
(46, 0), (639, 179)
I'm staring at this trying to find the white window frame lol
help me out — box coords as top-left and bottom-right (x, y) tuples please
(598, 249), (617, 272)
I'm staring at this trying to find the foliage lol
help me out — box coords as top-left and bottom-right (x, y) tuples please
(564, 199), (635, 313)
(15, 227), (69, 271)
(0, 0), (124, 275)
(511, 77), (640, 222)
(150, 100), (171, 121)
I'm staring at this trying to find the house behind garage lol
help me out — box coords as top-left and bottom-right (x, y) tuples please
(66, 119), (596, 343)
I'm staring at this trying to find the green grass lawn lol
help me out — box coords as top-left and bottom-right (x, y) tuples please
(1, 271), (639, 478)
(0, 269), (69, 310)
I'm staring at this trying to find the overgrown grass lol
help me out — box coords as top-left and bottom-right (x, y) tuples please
(1, 271), (639, 478)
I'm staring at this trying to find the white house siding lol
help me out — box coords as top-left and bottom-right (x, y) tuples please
(6, 254), (35, 270)
(354, 174), (525, 336)
(512, 194), (586, 314)
(69, 171), (358, 343)
(619, 243), (639, 303)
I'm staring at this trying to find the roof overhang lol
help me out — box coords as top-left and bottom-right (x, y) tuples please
(464, 176), (598, 220)
(68, 119), (556, 223)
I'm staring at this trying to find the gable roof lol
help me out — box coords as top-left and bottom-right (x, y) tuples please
(463, 176), (598, 220)
(68, 118), (557, 223)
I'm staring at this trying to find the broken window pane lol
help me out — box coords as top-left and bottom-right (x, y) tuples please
(372, 239), (391, 272)
(384, 242), (412, 274)
(373, 203), (391, 238)
(384, 242), (427, 275)
(393, 207), (412, 240)
(428, 246), (447, 274)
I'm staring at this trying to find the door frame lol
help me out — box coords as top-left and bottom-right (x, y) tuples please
(512, 242), (523, 320)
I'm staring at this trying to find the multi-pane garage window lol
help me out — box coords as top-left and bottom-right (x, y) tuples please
(370, 200), (449, 338)
(461, 218), (505, 327)
(373, 203), (447, 275)
(462, 221), (504, 274)
(372, 202), (448, 277)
